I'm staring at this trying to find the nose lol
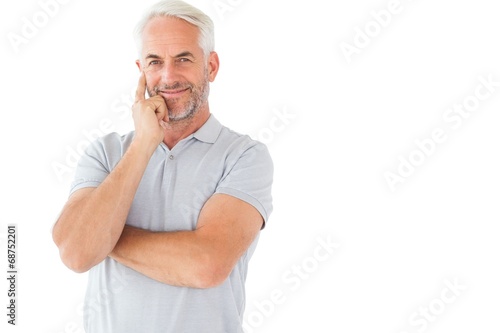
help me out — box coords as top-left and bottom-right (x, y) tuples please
(159, 61), (181, 86)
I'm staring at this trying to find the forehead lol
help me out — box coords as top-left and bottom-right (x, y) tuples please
(141, 16), (201, 56)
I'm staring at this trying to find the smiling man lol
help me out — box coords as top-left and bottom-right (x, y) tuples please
(52, 1), (273, 332)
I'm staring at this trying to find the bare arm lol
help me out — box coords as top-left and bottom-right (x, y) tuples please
(109, 193), (263, 289)
(52, 139), (155, 272)
(52, 73), (168, 272)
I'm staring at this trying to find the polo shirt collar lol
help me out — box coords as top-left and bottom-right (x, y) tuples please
(192, 114), (222, 144)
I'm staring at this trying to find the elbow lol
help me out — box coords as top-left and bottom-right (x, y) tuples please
(53, 235), (96, 273)
(58, 247), (95, 273)
(63, 256), (93, 274)
(52, 223), (99, 273)
(52, 231), (82, 273)
(193, 270), (227, 289)
(193, 256), (231, 289)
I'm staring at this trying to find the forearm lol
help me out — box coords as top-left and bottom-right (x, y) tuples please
(109, 194), (263, 289)
(53, 138), (156, 272)
(109, 226), (222, 288)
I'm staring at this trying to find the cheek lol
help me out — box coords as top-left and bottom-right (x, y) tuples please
(144, 70), (155, 81)
(144, 72), (161, 89)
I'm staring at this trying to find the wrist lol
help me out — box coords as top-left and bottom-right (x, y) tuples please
(132, 132), (162, 155)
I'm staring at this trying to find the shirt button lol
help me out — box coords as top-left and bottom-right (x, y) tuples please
(169, 155), (174, 160)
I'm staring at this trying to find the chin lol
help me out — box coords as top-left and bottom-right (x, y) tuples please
(168, 108), (197, 122)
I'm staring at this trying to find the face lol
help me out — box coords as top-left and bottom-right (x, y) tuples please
(137, 16), (219, 122)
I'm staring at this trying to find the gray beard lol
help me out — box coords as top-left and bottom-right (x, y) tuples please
(149, 71), (210, 123)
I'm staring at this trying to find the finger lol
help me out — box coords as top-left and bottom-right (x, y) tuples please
(148, 96), (169, 122)
(141, 95), (168, 121)
(134, 72), (147, 102)
(159, 120), (168, 129)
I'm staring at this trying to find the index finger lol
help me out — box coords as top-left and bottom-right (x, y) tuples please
(135, 72), (147, 102)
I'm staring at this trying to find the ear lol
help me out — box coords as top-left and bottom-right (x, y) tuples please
(207, 52), (220, 82)
(135, 59), (143, 72)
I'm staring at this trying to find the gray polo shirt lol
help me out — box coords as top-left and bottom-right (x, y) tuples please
(70, 115), (273, 333)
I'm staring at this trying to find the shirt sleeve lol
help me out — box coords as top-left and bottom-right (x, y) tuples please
(69, 135), (117, 196)
(215, 142), (274, 228)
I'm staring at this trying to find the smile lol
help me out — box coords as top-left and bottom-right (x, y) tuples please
(159, 88), (190, 98)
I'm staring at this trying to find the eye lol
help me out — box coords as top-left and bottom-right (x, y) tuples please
(149, 60), (161, 66)
(178, 58), (191, 63)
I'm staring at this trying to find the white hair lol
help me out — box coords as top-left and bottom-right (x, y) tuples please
(134, 0), (215, 58)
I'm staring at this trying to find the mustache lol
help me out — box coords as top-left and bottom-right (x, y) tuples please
(153, 82), (193, 94)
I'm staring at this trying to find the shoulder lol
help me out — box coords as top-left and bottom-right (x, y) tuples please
(88, 131), (135, 154)
(218, 124), (272, 162)
(216, 123), (274, 181)
(214, 124), (274, 224)
(83, 131), (135, 170)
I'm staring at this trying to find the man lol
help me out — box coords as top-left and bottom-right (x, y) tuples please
(52, 1), (273, 332)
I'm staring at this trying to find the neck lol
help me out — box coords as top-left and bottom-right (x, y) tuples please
(162, 107), (210, 150)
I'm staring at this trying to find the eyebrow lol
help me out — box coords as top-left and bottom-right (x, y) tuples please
(175, 51), (195, 59)
(145, 51), (196, 61)
(145, 53), (162, 60)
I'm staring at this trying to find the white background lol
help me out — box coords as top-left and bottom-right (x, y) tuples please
(1, 0), (499, 332)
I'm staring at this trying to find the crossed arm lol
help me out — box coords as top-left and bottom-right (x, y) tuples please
(52, 137), (263, 289)
(109, 193), (262, 288)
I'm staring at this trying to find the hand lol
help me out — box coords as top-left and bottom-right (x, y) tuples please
(132, 72), (168, 151)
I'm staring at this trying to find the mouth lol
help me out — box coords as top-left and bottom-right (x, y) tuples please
(159, 88), (190, 99)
